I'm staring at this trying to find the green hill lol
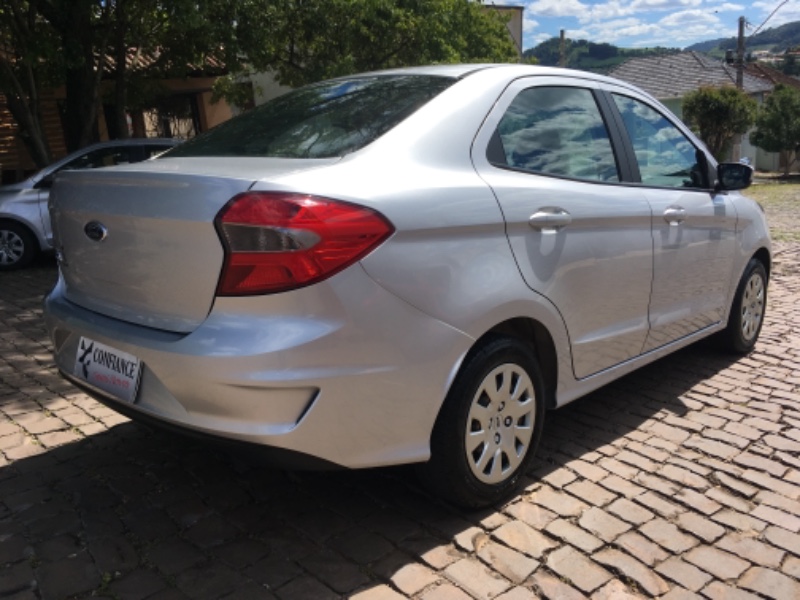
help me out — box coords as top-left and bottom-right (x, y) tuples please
(523, 21), (800, 74)
(685, 20), (800, 54)
(523, 38), (679, 73)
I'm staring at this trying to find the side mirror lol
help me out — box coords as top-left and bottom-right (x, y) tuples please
(716, 163), (753, 191)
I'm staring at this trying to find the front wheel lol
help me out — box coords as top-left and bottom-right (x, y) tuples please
(0, 221), (38, 270)
(717, 258), (768, 354)
(419, 337), (546, 508)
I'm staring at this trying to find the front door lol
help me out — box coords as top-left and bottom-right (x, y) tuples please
(608, 93), (737, 351)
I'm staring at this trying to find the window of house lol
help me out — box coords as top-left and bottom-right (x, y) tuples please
(491, 86), (619, 183)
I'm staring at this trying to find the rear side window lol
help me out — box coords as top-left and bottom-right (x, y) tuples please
(491, 86), (619, 183)
(164, 75), (455, 159)
(61, 146), (139, 170)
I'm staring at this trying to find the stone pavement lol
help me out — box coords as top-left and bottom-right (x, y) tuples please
(1, 246), (799, 600)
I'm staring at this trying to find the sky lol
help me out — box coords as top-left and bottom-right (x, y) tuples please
(489, 0), (800, 50)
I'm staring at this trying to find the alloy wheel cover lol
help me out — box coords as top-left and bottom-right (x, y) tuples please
(741, 272), (765, 342)
(465, 363), (536, 484)
(0, 229), (25, 265)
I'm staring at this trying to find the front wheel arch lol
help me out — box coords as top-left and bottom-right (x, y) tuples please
(717, 256), (768, 354)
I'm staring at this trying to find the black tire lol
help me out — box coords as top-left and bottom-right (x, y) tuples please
(717, 258), (768, 354)
(0, 221), (38, 271)
(419, 336), (546, 509)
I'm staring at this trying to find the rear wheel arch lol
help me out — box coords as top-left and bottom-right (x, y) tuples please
(482, 317), (558, 409)
(420, 333), (548, 507)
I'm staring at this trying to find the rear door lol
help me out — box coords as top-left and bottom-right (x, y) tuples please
(606, 92), (738, 351)
(472, 77), (654, 379)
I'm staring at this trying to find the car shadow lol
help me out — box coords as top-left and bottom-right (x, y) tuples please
(0, 334), (744, 598)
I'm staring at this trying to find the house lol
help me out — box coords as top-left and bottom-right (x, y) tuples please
(484, 4), (524, 60)
(743, 61), (800, 89)
(608, 51), (775, 170)
(1, 53), (235, 184)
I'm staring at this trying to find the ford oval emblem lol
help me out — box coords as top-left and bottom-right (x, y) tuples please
(84, 221), (108, 242)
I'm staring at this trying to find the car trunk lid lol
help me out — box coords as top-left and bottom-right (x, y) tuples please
(50, 157), (338, 333)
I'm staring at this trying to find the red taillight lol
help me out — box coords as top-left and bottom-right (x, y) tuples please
(214, 192), (394, 295)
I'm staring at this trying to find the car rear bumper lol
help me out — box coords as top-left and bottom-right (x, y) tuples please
(44, 265), (472, 468)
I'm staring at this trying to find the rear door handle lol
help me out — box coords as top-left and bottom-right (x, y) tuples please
(664, 206), (686, 225)
(529, 208), (572, 231)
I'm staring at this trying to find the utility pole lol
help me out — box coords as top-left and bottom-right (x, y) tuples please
(732, 16), (746, 162)
(736, 16), (745, 89)
(559, 30), (566, 67)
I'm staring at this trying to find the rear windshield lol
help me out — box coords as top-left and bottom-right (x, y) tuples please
(163, 75), (455, 159)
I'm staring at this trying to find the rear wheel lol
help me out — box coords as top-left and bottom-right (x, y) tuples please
(419, 336), (546, 508)
(0, 221), (37, 271)
(717, 258), (767, 354)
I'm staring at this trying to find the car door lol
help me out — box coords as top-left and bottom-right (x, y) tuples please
(472, 78), (654, 379)
(606, 92), (738, 352)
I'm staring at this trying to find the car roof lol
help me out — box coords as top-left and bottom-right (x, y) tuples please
(77, 138), (179, 150)
(336, 63), (647, 97)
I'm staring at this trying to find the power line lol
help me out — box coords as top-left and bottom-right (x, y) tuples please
(748, 0), (791, 40)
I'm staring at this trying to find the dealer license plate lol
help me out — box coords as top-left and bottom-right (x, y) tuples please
(73, 337), (142, 403)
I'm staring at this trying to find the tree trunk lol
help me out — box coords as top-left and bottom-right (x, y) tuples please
(112, 2), (130, 139)
(4, 92), (52, 168)
(53, 0), (109, 152)
(0, 59), (52, 167)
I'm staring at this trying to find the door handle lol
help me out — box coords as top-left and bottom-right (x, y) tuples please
(529, 208), (572, 231)
(664, 206), (686, 225)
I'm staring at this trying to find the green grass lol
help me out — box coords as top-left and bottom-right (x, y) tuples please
(746, 182), (800, 242)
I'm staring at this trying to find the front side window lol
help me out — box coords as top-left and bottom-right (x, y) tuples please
(164, 75), (455, 159)
(492, 86), (619, 183)
(612, 94), (706, 189)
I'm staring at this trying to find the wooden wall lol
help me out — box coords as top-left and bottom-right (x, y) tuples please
(0, 90), (67, 184)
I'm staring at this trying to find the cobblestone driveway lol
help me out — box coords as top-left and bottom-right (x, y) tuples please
(1, 241), (799, 599)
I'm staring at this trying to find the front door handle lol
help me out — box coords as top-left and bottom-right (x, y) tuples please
(529, 208), (572, 231)
(664, 206), (686, 225)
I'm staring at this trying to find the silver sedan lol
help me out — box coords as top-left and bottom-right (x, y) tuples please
(44, 65), (770, 507)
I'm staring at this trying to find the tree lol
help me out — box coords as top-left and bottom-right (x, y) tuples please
(2, 0), (518, 167)
(218, 0), (518, 90)
(751, 84), (800, 176)
(0, 1), (62, 166)
(588, 42), (617, 60)
(682, 86), (757, 159)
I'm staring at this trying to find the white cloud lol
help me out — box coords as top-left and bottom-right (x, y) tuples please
(523, 14), (540, 33)
(566, 28), (592, 38)
(586, 17), (660, 43)
(532, 32), (554, 45)
(659, 9), (720, 28)
(582, 1), (636, 23)
(526, 0), (589, 18)
(519, 0), (788, 50)
(632, 0), (701, 9)
(710, 3), (745, 11)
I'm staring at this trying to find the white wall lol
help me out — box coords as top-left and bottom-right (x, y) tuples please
(250, 72), (293, 106)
